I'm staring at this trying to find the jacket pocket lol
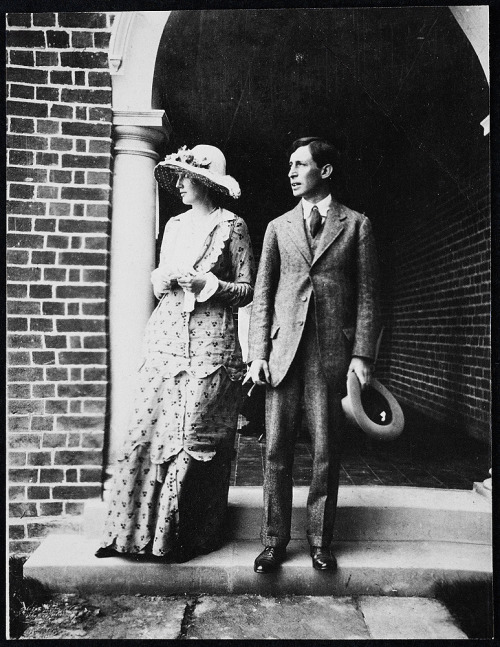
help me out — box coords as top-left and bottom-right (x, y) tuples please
(343, 327), (355, 342)
(270, 324), (280, 339)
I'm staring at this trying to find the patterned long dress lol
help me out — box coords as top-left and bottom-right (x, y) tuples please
(100, 208), (255, 560)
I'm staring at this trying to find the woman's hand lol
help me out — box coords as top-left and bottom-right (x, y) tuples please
(178, 272), (207, 295)
(151, 267), (176, 299)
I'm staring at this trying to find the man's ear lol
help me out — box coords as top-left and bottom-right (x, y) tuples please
(321, 164), (333, 180)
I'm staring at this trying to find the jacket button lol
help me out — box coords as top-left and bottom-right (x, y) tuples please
(301, 296), (307, 301)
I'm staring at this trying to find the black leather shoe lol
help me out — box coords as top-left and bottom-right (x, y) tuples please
(254, 546), (287, 573)
(95, 546), (119, 558)
(310, 546), (337, 571)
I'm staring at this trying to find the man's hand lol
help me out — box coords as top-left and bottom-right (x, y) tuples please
(249, 359), (270, 385)
(348, 357), (373, 388)
(178, 272), (207, 295)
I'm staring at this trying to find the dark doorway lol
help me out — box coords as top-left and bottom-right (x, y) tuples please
(153, 7), (487, 252)
(152, 8), (490, 443)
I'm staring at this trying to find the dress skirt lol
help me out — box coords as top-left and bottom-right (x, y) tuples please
(100, 366), (241, 559)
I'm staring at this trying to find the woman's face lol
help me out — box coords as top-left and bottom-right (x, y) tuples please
(175, 173), (206, 205)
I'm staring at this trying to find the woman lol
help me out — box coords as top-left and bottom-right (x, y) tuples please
(96, 145), (254, 562)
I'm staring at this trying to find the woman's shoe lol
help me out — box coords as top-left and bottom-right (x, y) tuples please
(94, 546), (119, 558)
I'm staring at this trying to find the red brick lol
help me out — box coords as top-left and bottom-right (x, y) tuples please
(46, 236), (69, 249)
(56, 285), (106, 299)
(8, 337), (43, 350)
(36, 152), (59, 166)
(83, 367), (107, 381)
(9, 452), (27, 466)
(10, 485), (26, 501)
(7, 67), (48, 84)
(9, 502), (37, 518)
(8, 416), (30, 431)
(35, 51), (59, 67)
(9, 183), (35, 199)
(8, 215), (32, 231)
(10, 525), (26, 540)
(45, 400), (68, 414)
(9, 150), (34, 165)
(50, 71), (72, 85)
(36, 120), (60, 135)
(29, 416), (54, 433)
(52, 485), (101, 499)
(8, 433), (41, 450)
(83, 333), (107, 347)
(32, 384), (56, 398)
(7, 31), (45, 48)
(27, 452), (52, 466)
(31, 251), (56, 264)
(46, 30), (70, 48)
(34, 217), (57, 231)
(57, 383), (106, 398)
(7, 284), (28, 298)
(8, 318), (28, 332)
(37, 87), (60, 102)
(10, 117), (35, 134)
(29, 285), (53, 299)
(8, 166), (47, 182)
(61, 153), (110, 169)
(81, 430), (104, 446)
(7, 100), (48, 118)
(7, 200), (47, 216)
(9, 84), (35, 100)
(65, 502), (85, 515)
(45, 367), (68, 381)
(56, 318), (106, 332)
(7, 13), (32, 27)
(42, 302), (65, 316)
(66, 468), (78, 482)
(7, 355), (31, 371)
(9, 469), (38, 484)
(60, 51), (108, 69)
(56, 418), (105, 434)
(8, 384), (31, 399)
(61, 121), (111, 138)
(32, 351), (56, 364)
(40, 502), (63, 515)
(30, 318), (54, 333)
(27, 486), (51, 500)
(40, 469), (64, 483)
(80, 468), (102, 482)
(9, 400), (44, 415)
(9, 50), (35, 65)
(58, 12), (107, 28)
(6, 249), (29, 265)
(44, 335), (67, 349)
(42, 433), (67, 448)
(7, 134), (48, 150)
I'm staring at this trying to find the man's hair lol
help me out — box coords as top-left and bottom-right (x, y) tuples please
(289, 136), (339, 170)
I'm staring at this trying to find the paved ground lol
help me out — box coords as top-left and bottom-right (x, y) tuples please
(18, 593), (468, 640)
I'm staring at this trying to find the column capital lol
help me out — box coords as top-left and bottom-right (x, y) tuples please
(113, 110), (171, 160)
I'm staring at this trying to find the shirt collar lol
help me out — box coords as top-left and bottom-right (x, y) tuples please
(302, 194), (332, 220)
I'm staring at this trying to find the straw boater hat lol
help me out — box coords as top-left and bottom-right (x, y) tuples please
(154, 145), (241, 199)
(342, 371), (405, 441)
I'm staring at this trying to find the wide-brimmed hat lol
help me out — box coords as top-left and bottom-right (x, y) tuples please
(342, 371), (404, 441)
(154, 145), (241, 199)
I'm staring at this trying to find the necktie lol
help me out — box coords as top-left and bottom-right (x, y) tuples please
(309, 206), (322, 238)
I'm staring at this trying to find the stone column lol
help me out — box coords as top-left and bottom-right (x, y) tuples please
(106, 114), (169, 475)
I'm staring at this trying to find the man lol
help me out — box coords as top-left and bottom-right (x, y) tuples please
(248, 136), (380, 573)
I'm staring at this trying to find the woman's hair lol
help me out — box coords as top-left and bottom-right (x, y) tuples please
(289, 136), (339, 170)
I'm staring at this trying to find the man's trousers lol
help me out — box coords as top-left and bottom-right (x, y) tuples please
(261, 314), (346, 548)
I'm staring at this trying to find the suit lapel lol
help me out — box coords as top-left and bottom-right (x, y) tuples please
(284, 203), (313, 265)
(312, 199), (346, 265)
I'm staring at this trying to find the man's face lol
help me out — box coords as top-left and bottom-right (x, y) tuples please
(288, 145), (327, 200)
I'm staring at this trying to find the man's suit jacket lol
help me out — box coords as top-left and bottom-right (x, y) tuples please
(248, 198), (381, 388)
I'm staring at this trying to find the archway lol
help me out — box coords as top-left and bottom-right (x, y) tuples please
(107, 8), (489, 470)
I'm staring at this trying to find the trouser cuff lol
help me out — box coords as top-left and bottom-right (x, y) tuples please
(260, 534), (289, 548)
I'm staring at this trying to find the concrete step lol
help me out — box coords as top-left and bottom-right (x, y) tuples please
(24, 534), (492, 597)
(83, 485), (492, 544)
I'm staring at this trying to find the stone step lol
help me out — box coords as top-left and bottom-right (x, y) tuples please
(83, 485), (491, 544)
(24, 533), (492, 597)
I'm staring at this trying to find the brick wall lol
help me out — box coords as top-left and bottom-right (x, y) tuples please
(377, 162), (490, 442)
(7, 12), (115, 556)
